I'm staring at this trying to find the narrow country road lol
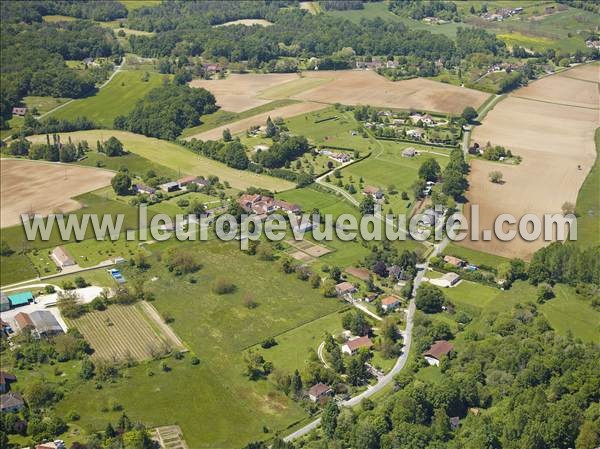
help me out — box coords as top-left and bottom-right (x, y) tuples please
(285, 234), (450, 441)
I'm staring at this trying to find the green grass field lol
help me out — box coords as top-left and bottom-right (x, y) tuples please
(27, 130), (295, 192)
(24, 95), (71, 114)
(443, 243), (510, 269)
(77, 151), (178, 179)
(247, 309), (346, 372)
(574, 128), (599, 245)
(49, 70), (168, 127)
(53, 240), (346, 447)
(324, 2), (462, 37)
(119, 0), (161, 11)
(285, 108), (371, 152)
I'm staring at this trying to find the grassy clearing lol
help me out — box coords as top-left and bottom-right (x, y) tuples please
(0, 254), (37, 286)
(181, 99), (298, 137)
(574, 127), (599, 245)
(42, 14), (76, 22)
(77, 151), (178, 179)
(324, 2), (462, 37)
(27, 130), (295, 192)
(53, 240), (345, 447)
(119, 0), (161, 10)
(50, 70), (168, 127)
(24, 96), (71, 114)
(248, 310), (346, 372)
(285, 108), (370, 151)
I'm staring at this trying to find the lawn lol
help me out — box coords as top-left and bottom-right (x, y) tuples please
(285, 108), (371, 152)
(0, 254), (37, 287)
(27, 130), (295, 192)
(443, 243), (510, 269)
(247, 309), (347, 373)
(49, 70), (168, 127)
(119, 0), (161, 11)
(574, 128), (599, 246)
(52, 239), (346, 447)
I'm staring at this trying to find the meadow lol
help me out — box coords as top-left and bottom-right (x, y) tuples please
(574, 128), (599, 245)
(435, 277), (599, 343)
(285, 108), (371, 152)
(77, 151), (178, 179)
(52, 240), (347, 447)
(49, 70), (168, 127)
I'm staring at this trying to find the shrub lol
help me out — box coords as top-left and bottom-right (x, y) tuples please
(261, 337), (277, 349)
(191, 357), (200, 365)
(213, 279), (236, 295)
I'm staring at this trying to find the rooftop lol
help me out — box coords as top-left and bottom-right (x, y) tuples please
(423, 340), (454, 360)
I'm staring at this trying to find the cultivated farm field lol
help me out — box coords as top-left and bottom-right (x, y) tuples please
(0, 159), (113, 228)
(27, 130), (295, 192)
(466, 64), (599, 259)
(294, 70), (490, 114)
(69, 303), (179, 362)
(189, 73), (299, 112)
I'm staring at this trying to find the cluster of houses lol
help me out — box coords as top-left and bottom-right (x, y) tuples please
(481, 6), (523, 21)
(355, 59), (402, 70)
(154, 175), (209, 194)
(14, 310), (63, 339)
(238, 193), (301, 218)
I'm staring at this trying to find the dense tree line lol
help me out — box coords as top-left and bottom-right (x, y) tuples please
(185, 139), (250, 170)
(321, 1), (365, 11)
(252, 135), (310, 169)
(528, 242), (600, 287)
(126, 3), (503, 66)
(389, 0), (460, 21)
(288, 302), (600, 449)
(114, 83), (216, 140)
(0, 19), (121, 128)
(0, 1), (127, 23)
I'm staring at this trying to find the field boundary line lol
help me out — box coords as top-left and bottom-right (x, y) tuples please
(139, 301), (186, 351)
(510, 95), (599, 110)
(238, 306), (350, 353)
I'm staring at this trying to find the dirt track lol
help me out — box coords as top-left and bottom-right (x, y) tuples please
(0, 159), (113, 228)
(464, 65), (599, 259)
